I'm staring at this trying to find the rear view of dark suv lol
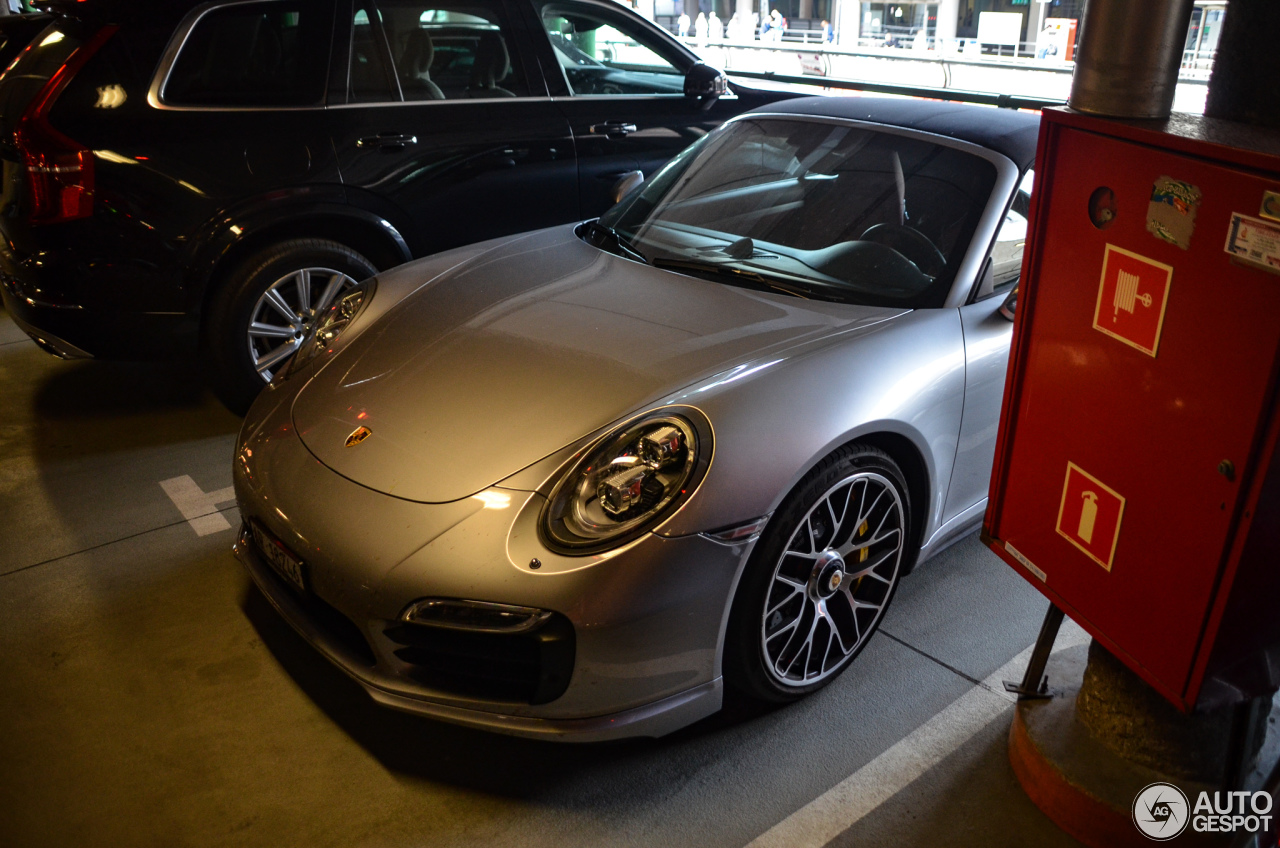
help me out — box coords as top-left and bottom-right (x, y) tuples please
(0, 0), (787, 411)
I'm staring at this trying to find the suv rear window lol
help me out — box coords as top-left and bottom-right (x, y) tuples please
(163, 2), (331, 107)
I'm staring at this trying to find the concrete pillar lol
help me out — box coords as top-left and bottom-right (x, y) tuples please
(936, 0), (959, 43)
(1010, 640), (1271, 847)
(1076, 641), (1259, 784)
(834, 0), (860, 43)
(1030, 0), (1048, 41)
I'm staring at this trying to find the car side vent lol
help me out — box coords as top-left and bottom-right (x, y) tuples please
(384, 604), (574, 705)
(302, 592), (378, 668)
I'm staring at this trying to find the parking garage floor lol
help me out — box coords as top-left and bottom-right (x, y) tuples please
(1, 304), (1275, 848)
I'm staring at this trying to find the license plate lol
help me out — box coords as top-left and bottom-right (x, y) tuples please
(251, 523), (307, 593)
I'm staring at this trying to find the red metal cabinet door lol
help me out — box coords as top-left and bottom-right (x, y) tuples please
(992, 127), (1280, 703)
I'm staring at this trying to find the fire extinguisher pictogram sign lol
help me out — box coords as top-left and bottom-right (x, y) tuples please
(1092, 245), (1173, 357)
(1056, 462), (1126, 571)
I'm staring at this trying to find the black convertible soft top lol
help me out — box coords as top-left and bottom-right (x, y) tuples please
(748, 95), (1041, 170)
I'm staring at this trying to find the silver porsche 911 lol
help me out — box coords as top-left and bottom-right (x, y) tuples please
(232, 96), (1038, 741)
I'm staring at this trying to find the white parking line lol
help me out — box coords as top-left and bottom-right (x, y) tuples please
(745, 620), (1091, 848)
(159, 475), (236, 536)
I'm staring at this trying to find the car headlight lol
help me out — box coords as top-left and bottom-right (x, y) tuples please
(286, 279), (375, 378)
(540, 407), (712, 554)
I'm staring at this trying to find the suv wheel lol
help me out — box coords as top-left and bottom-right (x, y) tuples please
(207, 239), (378, 414)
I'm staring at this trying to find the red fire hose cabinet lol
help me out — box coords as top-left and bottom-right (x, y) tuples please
(983, 107), (1280, 711)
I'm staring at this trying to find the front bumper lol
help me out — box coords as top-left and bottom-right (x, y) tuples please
(235, 524), (724, 741)
(232, 387), (756, 741)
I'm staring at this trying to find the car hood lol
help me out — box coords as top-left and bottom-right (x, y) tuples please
(293, 227), (906, 502)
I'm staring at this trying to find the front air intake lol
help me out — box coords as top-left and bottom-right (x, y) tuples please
(385, 600), (574, 705)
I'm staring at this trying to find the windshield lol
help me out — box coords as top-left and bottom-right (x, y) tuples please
(597, 117), (1000, 308)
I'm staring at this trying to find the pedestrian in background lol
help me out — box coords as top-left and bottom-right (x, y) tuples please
(769, 9), (785, 42)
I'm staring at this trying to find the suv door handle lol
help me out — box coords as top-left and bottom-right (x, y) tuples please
(357, 132), (418, 151)
(474, 147), (525, 170)
(590, 122), (638, 138)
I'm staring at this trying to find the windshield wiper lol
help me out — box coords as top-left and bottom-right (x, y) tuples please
(652, 257), (815, 299)
(586, 220), (647, 264)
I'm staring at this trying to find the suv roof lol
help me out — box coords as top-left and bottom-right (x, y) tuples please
(35, 0), (203, 25)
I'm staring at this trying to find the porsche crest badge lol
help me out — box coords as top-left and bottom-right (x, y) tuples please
(345, 426), (372, 448)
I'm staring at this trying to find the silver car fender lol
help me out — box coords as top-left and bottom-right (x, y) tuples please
(652, 305), (967, 551)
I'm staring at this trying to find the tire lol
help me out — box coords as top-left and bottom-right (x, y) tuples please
(205, 238), (377, 415)
(724, 444), (913, 703)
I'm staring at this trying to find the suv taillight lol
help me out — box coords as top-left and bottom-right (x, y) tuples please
(14, 26), (116, 226)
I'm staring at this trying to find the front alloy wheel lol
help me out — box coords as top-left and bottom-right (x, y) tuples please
(725, 444), (911, 702)
(760, 469), (904, 688)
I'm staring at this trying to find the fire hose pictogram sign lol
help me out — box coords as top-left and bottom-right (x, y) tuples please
(1056, 462), (1126, 571)
(1092, 244), (1173, 357)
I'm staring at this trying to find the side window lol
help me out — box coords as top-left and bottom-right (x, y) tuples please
(350, 3), (398, 103)
(539, 3), (685, 96)
(163, 3), (330, 107)
(358, 0), (530, 101)
(984, 168), (1033, 296)
(53, 24), (174, 126)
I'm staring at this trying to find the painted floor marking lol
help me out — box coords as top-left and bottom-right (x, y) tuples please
(745, 620), (1091, 848)
(159, 475), (236, 536)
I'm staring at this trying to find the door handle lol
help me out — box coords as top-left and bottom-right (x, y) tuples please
(357, 132), (418, 151)
(471, 147), (529, 171)
(597, 169), (640, 181)
(590, 122), (638, 139)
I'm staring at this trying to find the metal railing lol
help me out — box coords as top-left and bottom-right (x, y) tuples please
(678, 31), (1053, 56)
(676, 32), (1219, 75)
(723, 67), (1066, 111)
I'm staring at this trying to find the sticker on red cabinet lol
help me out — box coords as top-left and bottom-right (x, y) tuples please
(1146, 177), (1201, 249)
(1225, 212), (1280, 273)
(1092, 244), (1173, 357)
(1056, 462), (1126, 572)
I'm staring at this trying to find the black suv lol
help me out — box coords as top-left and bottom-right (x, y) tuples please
(0, 0), (789, 411)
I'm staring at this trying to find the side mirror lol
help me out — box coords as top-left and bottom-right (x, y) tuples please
(999, 286), (1018, 322)
(684, 63), (728, 104)
(610, 170), (644, 204)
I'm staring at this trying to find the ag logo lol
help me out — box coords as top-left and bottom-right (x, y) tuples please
(1133, 782), (1189, 840)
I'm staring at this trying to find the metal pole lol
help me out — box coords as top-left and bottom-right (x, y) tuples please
(1068, 0), (1196, 118)
(1205, 0), (1280, 129)
(1004, 603), (1065, 700)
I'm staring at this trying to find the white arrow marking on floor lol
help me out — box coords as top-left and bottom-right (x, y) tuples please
(745, 619), (1091, 848)
(159, 475), (236, 536)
